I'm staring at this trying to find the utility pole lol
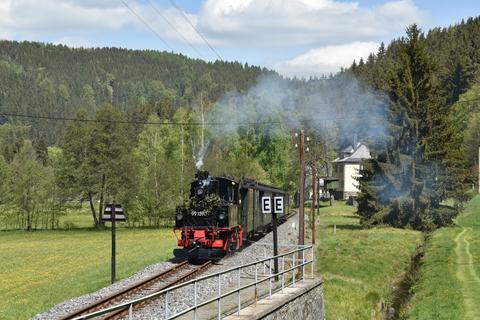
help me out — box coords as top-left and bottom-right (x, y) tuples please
(200, 93), (205, 153)
(311, 163), (316, 244)
(298, 130), (305, 247)
(181, 125), (184, 199)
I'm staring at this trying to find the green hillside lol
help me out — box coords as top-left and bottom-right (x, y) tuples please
(0, 40), (275, 144)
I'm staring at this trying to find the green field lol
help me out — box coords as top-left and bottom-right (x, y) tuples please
(313, 202), (422, 320)
(58, 207), (98, 229)
(0, 227), (176, 319)
(408, 196), (480, 319)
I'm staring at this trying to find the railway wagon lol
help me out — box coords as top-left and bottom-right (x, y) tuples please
(174, 171), (289, 261)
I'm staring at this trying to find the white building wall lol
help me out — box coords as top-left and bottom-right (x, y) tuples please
(343, 163), (361, 196)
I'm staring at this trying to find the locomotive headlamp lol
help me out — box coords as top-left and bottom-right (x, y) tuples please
(176, 213), (183, 221)
(196, 187), (204, 196)
(218, 213), (226, 220)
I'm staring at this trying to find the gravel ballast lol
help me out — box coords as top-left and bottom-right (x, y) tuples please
(33, 213), (304, 320)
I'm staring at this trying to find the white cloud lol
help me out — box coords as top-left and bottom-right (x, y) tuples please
(135, 6), (204, 45)
(0, 0), (426, 51)
(0, 0), (130, 33)
(0, 0), (204, 47)
(198, 0), (427, 47)
(0, 0), (428, 72)
(273, 41), (380, 78)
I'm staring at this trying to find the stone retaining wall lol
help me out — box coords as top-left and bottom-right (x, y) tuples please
(225, 278), (324, 320)
(262, 280), (324, 320)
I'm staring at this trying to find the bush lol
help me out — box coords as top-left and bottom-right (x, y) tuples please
(424, 206), (456, 229)
(359, 197), (457, 230)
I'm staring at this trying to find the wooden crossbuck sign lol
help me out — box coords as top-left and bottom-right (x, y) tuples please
(101, 204), (126, 222)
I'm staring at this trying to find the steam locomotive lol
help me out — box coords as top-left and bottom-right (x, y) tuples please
(174, 171), (289, 261)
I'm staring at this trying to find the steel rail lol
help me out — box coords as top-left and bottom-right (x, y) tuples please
(61, 260), (210, 320)
(72, 245), (313, 320)
(101, 261), (211, 320)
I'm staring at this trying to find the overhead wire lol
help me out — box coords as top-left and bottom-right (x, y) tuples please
(168, 0), (223, 61)
(0, 111), (359, 126)
(119, 0), (175, 52)
(146, 0), (207, 60)
(3, 98), (479, 127)
(0, 112), (283, 126)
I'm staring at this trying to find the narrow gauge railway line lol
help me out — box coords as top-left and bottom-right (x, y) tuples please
(60, 209), (295, 320)
(61, 260), (212, 320)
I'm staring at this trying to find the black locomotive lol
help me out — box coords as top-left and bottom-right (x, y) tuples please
(174, 171), (289, 261)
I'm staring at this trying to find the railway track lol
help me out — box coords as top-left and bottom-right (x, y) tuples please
(59, 212), (295, 320)
(61, 260), (212, 320)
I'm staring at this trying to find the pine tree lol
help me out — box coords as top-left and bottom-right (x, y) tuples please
(357, 25), (457, 229)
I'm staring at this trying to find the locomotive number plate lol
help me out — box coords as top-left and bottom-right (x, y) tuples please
(191, 211), (208, 216)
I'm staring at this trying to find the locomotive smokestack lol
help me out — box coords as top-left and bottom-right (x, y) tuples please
(195, 170), (209, 181)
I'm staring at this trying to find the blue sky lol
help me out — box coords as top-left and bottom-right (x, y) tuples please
(1, 0), (479, 77)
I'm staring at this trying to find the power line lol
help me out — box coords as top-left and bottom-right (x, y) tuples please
(0, 112), (284, 126)
(0, 111), (366, 126)
(168, 0), (223, 61)
(147, 0), (207, 60)
(119, 0), (174, 52)
(5, 96), (480, 127)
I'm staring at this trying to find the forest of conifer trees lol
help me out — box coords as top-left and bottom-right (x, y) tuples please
(2, 16), (480, 231)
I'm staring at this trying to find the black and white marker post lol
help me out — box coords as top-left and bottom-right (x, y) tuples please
(273, 196), (284, 280)
(272, 201), (279, 280)
(262, 196), (283, 280)
(102, 204), (126, 284)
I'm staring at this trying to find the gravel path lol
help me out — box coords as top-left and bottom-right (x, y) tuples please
(455, 227), (480, 319)
(33, 213), (301, 320)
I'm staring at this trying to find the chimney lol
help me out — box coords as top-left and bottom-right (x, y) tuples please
(353, 133), (358, 149)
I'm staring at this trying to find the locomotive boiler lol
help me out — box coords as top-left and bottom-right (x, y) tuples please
(174, 171), (289, 261)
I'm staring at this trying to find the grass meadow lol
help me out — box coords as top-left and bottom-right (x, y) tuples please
(5, 200), (475, 319)
(0, 223), (176, 319)
(313, 202), (421, 320)
(407, 196), (480, 319)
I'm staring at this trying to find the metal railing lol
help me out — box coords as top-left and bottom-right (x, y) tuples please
(72, 244), (314, 320)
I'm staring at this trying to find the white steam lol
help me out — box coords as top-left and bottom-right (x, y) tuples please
(205, 74), (387, 141)
(195, 141), (210, 169)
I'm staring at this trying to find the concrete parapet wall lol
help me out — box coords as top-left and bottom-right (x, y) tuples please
(224, 278), (324, 320)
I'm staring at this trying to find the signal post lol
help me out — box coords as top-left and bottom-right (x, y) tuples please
(102, 204), (126, 284)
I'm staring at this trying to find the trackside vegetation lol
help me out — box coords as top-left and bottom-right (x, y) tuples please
(314, 202), (421, 319)
(0, 228), (176, 319)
